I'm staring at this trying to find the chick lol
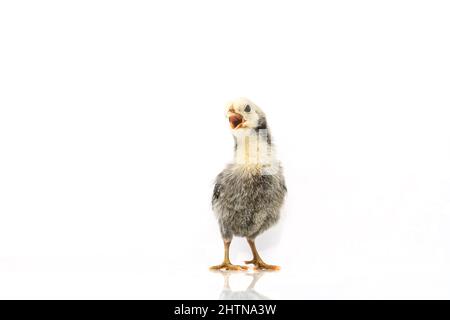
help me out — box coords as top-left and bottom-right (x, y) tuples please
(210, 98), (287, 271)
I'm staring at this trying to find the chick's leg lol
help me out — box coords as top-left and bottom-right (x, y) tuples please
(245, 239), (280, 271)
(210, 240), (248, 271)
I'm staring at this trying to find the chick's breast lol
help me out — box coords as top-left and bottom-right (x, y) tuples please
(212, 164), (287, 239)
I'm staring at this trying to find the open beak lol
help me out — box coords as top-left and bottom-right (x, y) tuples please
(229, 112), (243, 129)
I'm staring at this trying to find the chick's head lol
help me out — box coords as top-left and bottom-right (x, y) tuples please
(226, 98), (267, 136)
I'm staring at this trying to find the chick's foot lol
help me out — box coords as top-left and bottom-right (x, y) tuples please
(245, 258), (280, 271)
(209, 262), (248, 271)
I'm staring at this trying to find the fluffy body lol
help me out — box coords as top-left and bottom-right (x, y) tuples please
(212, 163), (286, 240)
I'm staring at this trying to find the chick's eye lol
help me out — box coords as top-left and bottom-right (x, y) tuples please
(244, 105), (251, 112)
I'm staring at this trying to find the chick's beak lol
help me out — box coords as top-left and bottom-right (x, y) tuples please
(229, 112), (243, 129)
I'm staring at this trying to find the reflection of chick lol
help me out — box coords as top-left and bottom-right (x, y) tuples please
(210, 98), (287, 271)
(219, 272), (270, 300)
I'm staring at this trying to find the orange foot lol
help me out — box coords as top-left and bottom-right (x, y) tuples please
(210, 262), (248, 271)
(245, 259), (280, 271)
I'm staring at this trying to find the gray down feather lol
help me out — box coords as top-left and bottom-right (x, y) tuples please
(212, 161), (287, 240)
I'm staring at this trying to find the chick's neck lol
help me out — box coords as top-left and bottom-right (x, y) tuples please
(233, 130), (275, 167)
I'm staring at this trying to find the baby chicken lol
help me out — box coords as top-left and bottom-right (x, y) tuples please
(210, 98), (287, 271)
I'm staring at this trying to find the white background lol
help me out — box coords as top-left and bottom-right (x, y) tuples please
(1, 1), (450, 299)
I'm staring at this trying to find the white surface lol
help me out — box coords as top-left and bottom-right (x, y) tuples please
(1, 1), (450, 299)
